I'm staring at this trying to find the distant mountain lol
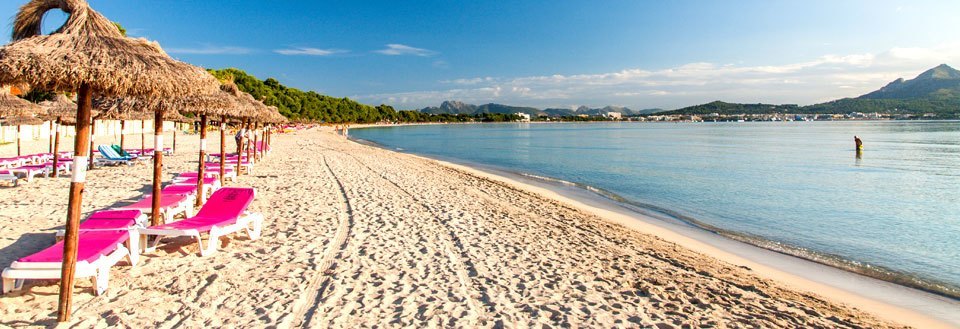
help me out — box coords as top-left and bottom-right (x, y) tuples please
(659, 101), (799, 116)
(474, 103), (542, 116)
(859, 64), (960, 100)
(421, 101), (542, 116)
(635, 108), (664, 115)
(421, 101), (635, 117)
(421, 100), (477, 115)
(543, 108), (577, 116)
(658, 64), (960, 118)
(542, 105), (641, 117)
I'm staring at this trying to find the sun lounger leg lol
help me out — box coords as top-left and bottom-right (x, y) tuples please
(145, 235), (162, 253)
(197, 231), (218, 257)
(2, 278), (21, 294)
(94, 267), (110, 296)
(245, 213), (264, 240)
(127, 233), (141, 266)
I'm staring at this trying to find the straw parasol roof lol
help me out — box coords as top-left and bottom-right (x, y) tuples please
(0, 0), (220, 99)
(1, 114), (43, 126)
(39, 93), (76, 117)
(264, 106), (288, 124)
(0, 86), (41, 117)
(92, 83), (242, 120)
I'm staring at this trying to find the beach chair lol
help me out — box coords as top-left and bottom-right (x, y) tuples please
(196, 166), (238, 182)
(2, 210), (145, 295)
(140, 187), (263, 257)
(165, 179), (219, 201)
(209, 158), (253, 174)
(115, 193), (194, 224)
(4, 165), (49, 182)
(96, 145), (136, 166)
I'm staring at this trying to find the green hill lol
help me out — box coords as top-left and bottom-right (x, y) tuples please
(658, 101), (800, 115)
(860, 64), (960, 101)
(209, 68), (393, 123)
(658, 64), (960, 118)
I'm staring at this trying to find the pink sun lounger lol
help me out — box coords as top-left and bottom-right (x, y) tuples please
(116, 193), (193, 224)
(167, 177), (220, 202)
(140, 187), (263, 257)
(2, 210), (145, 295)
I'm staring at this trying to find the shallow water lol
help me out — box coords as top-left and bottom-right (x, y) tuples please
(352, 121), (960, 298)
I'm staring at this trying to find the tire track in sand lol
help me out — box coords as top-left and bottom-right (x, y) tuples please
(289, 155), (354, 328)
(339, 153), (495, 325)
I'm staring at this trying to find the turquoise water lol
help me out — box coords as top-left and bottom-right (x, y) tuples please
(352, 121), (960, 298)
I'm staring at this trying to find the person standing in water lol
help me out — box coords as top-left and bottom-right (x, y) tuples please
(854, 135), (863, 151)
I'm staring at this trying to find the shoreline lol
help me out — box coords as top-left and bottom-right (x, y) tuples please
(348, 130), (960, 328)
(1, 127), (955, 327)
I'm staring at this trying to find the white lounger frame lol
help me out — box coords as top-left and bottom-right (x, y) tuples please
(6, 167), (49, 183)
(0, 173), (18, 187)
(201, 169), (238, 182)
(140, 212), (263, 257)
(1, 233), (140, 296)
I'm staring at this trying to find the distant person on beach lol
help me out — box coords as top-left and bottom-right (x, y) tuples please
(854, 135), (863, 151)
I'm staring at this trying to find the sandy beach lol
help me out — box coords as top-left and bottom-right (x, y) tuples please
(0, 126), (951, 328)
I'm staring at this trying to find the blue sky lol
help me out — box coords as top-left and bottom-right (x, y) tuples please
(3, 0), (960, 110)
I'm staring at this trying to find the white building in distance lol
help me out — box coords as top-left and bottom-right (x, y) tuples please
(604, 112), (622, 119)
(516, 113), (531, 122)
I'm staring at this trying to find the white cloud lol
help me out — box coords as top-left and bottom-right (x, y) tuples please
(274, 47), (347, 56)
(353, 43), (960, 110)
(375, 44), (437, 57)
(166, 44), (253, 55)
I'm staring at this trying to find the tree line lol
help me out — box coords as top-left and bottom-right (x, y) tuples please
(207, 68), (521, 123)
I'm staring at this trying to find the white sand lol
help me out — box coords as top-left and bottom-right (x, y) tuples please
(0, 126), (948, 328)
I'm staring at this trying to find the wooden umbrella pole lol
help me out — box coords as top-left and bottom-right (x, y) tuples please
(140, 119), (145, 156)
(252, 122), (259, 163)
(49, 120), (54, 153)
(119, 120), (125, 149)
(237, 119), (245, 176)
(219, 117), (226, 185)
(245, 119), (252, 169)
(173, 123), (177, 154)
(196, 115), (207, 207)
(58, 84), (93, 322)
(150, 110), (164, 226)
(261, 124), (267, 158)
(16, 125), (21, 157)
(52, 119), (61, 178)
(88, 119), (95, 170)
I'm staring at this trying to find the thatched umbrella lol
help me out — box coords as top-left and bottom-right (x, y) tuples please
(0, 88), (43, 156)
(0, 0), (221, 321)
(95, 88), (241, 207)
(216, 82), (263, 180)
(169, 84), (239, 206)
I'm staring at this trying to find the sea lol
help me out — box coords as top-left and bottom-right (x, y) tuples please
(351, 121), (960, 299)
